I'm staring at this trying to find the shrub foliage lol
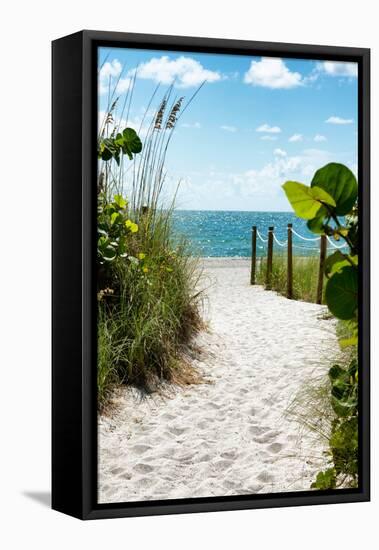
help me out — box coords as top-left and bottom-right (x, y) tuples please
(283, 163), (359, 489)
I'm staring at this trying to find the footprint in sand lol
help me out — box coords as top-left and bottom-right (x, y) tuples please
(134, 463), (155, 474)
(131, 444), (152, 455)
(207, 402), (221, 410)
(249, 425), (268, 436)
(175, 451), (195, 463)
(110, 467), (124, 475)
(220, 449), (238, 460)
(135, 476), (157, 489)
(161, 413), (176, 421)
(223, 479), (240, 490)
(254, 430), (280, 444)
(196, 420), (209, 430)
(267, 442), (283, 453)
(198, 453), (212, 463)
(168, 426), (189, 436)
(257, 471), (274, 483)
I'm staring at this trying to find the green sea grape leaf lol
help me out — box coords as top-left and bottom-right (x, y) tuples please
(282, 181), (336, 220)
(121, 128), (143, 159)
(311, 163), (358, 216)
(113, 194), (127, 209)
(114, 133), (124, 146)
(311, 468), (336, 490)
(307, 206), (328, 234)
(331, 395), (356, 417)
(324, 251), (349, 276)
(100, 146), (113, 161)
(339, 336), (358, 348)
(329, 364), (346, 382)
(103, 245), (116, 261)
(325, 266), (358, 320)
(110, 212), (122, 226)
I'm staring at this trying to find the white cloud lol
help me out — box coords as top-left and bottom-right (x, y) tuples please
(100, 59), (122, 79)
(326, 116), (354, 125)
(116, 77), (132, 94)
(98, 59), (132, 95)
(260, 135), (278, 141)
(274, 148), (287, 157)
(220, 125), (237, 132)
(314, 134), (327, 142)
(232, 149), (334, 200)
(171, 148), (356, 210)
(289, 133), (303, 142)
(302, 61), (358, 86)
(181, 122), (201, 129)
(135, 55), (222, 88)
(317, 61), (358, 78)
(244, 57), (303, 89)
(256, 124), (281, 134)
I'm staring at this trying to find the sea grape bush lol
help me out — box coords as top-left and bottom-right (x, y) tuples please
(97, 126), (143, 292)
(97, 191), (145, 288)
(283, 163), (359, 489)
(98, 127), (142, 164)
(283, 163), (358, 328)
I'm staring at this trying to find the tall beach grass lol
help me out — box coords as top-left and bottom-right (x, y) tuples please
(97, 79), (205, 408)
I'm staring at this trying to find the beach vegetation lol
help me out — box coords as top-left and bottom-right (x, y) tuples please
(97, 83), (204, 408)
(283, 162), (359, 489)
(256, 255), (321, 303)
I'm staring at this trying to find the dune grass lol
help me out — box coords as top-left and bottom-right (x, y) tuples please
(97, 82), (204, 408)
(256, 253), (323, 303)
(285, 328), (358, 489)
(98, 235), (203, 406)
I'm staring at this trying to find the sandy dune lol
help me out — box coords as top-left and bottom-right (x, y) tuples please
(98, 258), (340, 503)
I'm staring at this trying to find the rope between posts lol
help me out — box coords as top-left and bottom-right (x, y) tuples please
(256, 229), (268, 243)
(290, 227), (321, 241)
(254, 226), (349, 251)
(251, 225), (350, 303)
(273, 233), (288, 247)
(326, 236), (349, 249)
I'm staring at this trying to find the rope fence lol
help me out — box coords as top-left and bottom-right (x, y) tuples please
(256, 229), (268, 243)
(250, 224), (349, 304)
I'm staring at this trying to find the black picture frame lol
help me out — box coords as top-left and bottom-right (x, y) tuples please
(52, 30), (370, 520)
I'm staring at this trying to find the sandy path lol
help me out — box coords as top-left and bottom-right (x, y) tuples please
(98, 258), (339, 503)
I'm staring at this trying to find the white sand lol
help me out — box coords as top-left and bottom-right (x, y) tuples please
(98, 258), (340, 503)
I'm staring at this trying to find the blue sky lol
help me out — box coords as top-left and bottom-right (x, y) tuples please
(98, 47), (358, 211)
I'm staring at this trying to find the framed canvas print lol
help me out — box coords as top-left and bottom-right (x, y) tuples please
(52, 30), (370, 520)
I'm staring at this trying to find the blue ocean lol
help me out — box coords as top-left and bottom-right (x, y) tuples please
(172, 210), (323, 258)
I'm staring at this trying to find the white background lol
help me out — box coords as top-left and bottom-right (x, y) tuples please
(0, 1), (376, 548)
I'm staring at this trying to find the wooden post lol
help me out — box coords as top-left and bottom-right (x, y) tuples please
(265, 226), (274, 290)
(287, 223), (293, 299)
(316, 235), (327, 304)
(250, 226), (257, 285)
